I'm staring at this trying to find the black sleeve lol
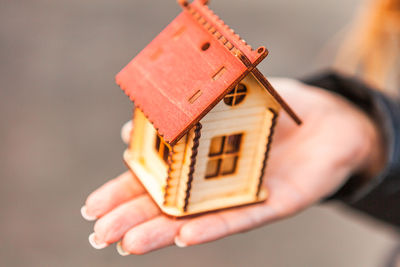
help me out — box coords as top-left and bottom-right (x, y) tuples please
(302, 71), (400, 226)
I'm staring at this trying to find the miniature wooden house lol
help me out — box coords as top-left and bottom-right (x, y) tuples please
(116, 0), (301, 217)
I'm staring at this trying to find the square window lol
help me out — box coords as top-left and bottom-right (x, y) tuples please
(163, 144), (170, 163)
(155, 134), (170, 164)
(205, 133), (243, 179)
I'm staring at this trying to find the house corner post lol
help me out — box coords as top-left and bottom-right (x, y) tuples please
(183, 123), (202, 212)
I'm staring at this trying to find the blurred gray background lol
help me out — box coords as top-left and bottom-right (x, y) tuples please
(1, 0), (399, 266)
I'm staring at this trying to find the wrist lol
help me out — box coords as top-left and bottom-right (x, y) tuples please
(323, 90), (387, 199)
(357, 113), (386, 182)
(302, 71), (394, 202)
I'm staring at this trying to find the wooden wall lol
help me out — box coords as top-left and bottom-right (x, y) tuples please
(185, 73), (280, 213)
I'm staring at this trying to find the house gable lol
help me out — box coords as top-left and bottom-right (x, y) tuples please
(180, 72), (278, 211)
(203, 72), (280, 116)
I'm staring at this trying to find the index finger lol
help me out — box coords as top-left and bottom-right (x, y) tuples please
(83, 171), (145, 220)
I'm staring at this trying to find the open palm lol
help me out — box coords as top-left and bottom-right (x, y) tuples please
(82, 78), (380, 255)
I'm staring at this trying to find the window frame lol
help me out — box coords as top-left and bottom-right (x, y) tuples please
(205, 133), (243, 179)
(223, 83), (247, 106)
(154, 134), (171, 164)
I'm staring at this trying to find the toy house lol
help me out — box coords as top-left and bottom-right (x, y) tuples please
(116, 0), (301, 217)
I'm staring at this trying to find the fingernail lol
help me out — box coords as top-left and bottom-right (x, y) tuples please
(88, 233), (108, 249)
(116, 241), (130, 256)
(174, 236), (188, 248)
(81, 206), (97, 221)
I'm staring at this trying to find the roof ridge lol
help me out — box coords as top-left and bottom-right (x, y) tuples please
(185, 4), (240, 56)
(179, 0), (268, 65)
(200, 4), (254, 51)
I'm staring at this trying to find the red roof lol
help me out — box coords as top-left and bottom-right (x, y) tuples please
(116, 0), (300, 145)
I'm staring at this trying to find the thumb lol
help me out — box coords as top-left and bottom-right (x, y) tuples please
(121, 120), (133, 144)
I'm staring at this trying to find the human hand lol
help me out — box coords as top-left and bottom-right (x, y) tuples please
(81, 78), (383, 255)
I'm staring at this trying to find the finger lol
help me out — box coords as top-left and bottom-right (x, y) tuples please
(119, 216), (187, 255)
(121, 120), (133, 144)
(93, 194), (161, 245)
(84, 171), (145, 219)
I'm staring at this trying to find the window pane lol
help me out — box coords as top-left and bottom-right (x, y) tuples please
(226, 87), (235, 95)
(223, 96), (234, 106)
(155, 134), (161, 151)
(234, 94), (246, 105)
(236, 83), (247, 93)
(225, 134), (242, 153)
(209, 136), (225, 156)
(221, 156), (238, 175)
(155, 134), (170, 164)
(205, 159), (221, 178)
(162, 144), (170, 163)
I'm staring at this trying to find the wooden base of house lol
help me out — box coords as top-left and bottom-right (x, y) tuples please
(124, 149), (268, 217)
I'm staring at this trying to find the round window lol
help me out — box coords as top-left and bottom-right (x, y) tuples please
(223, 83), (247, 106)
